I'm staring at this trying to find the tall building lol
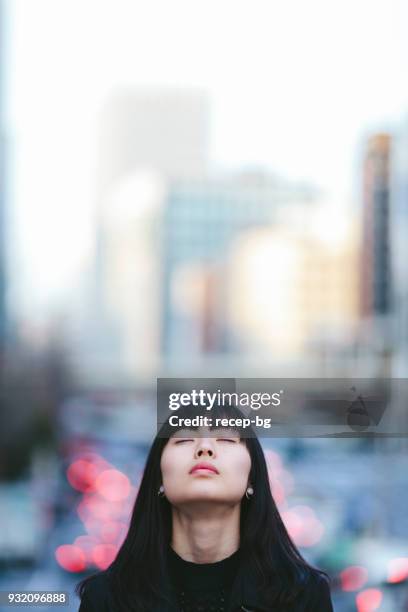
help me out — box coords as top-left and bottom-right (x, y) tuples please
(226, 224), (359, 366)
(101, 169), (165, 377)
(161, 171), (319, 361)
(390, 117), (408, 376)
(360, 133), (392, 318)
(93, 89), (209, 311)
(76, 168), (320, 378)
(66, 90), (210, 383)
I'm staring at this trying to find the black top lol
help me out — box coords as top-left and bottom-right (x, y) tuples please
(167, 546), (240, 612)
(78, 551), (334, 611)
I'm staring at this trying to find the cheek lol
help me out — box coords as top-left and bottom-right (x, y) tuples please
(160, 448), (173, 481)
(224, 450), (251, 487)
(160, 448), (193, 503)
(160, 447), (185, 487)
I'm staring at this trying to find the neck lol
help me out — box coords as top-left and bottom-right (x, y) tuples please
(171, 504), (240, 564)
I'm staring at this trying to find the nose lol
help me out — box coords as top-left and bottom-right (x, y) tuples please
(195, 438), (216, 458)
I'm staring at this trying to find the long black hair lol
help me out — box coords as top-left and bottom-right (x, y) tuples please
(76, 402), (327, 610)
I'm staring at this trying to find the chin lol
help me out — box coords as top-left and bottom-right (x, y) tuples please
(183, 491), (239, 504)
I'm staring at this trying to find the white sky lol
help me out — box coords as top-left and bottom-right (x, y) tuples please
(5, 0), (408, 317)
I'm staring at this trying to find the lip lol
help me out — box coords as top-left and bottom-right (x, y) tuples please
(189, 462), (219, 474)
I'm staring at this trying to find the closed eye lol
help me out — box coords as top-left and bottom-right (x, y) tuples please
(217, 438), (237, 443)
(174, 439), (194, 444)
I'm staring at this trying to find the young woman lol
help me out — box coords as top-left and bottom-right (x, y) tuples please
(76, 403), (333, 611)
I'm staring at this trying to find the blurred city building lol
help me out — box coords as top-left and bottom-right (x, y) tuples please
(356, 133), (393, 377)
(161, 172), (320, 365)
(93, 88), (209, 319)
(391, 117), (408, 377)
(66, 91), (329, 383)
(226, 224), (359, 367)
(62, 96), (400, 386)
(357, 134), (393, 375)
(62, 78), (371, 385)
(65, 166), (326, 383)
(360, 133), (391, 318)
(65, 90), (209, 383)
(101, 170), (165, 377)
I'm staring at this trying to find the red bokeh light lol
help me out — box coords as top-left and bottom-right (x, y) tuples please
(270, 479), (286, 506)
(387, 557), (408, 584)
(281, 505), (324, 547)
(99, 520), (128, 545)
(67, 460), (99, 493)
(78, 493), (113, 522)
(92, 544), (118, 570)
(340, 566), (368, 591)
(356, 588), (383, 612)
(66, 454), (112, 493)
(265, 450), (294, 507)
(264, 449), (283, 474)
(55, 545), (86, 573)
(82, 515), (102, 537)
(61, 454), (133, 572)
(95, 469), (131, 502)
(73, 535), (99, 564)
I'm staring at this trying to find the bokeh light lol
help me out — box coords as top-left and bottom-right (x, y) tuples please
(66, 453), (112, 493)
(340, 566), (369, 591)
(94, 469), (131, 502)
(73, 535), (99, 564)
(387, 557), (408, 584)
(281, 505), (325, 547)
(92, 544), (118, 570)
(355, 588), (383, 612)
(55, 545), (86, 573)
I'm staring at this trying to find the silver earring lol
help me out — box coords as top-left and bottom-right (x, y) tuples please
(158, 485), (165, 497)
(245, 486), (254, 499)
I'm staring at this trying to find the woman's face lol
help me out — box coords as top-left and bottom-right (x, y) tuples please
(160, 427), (251, 507)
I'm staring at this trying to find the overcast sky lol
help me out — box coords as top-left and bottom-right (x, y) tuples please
(5, 0), (408, 317)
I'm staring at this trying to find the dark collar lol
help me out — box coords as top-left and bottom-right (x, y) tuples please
(158, 553), (273, 612)
(167, 546), (241, 591)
